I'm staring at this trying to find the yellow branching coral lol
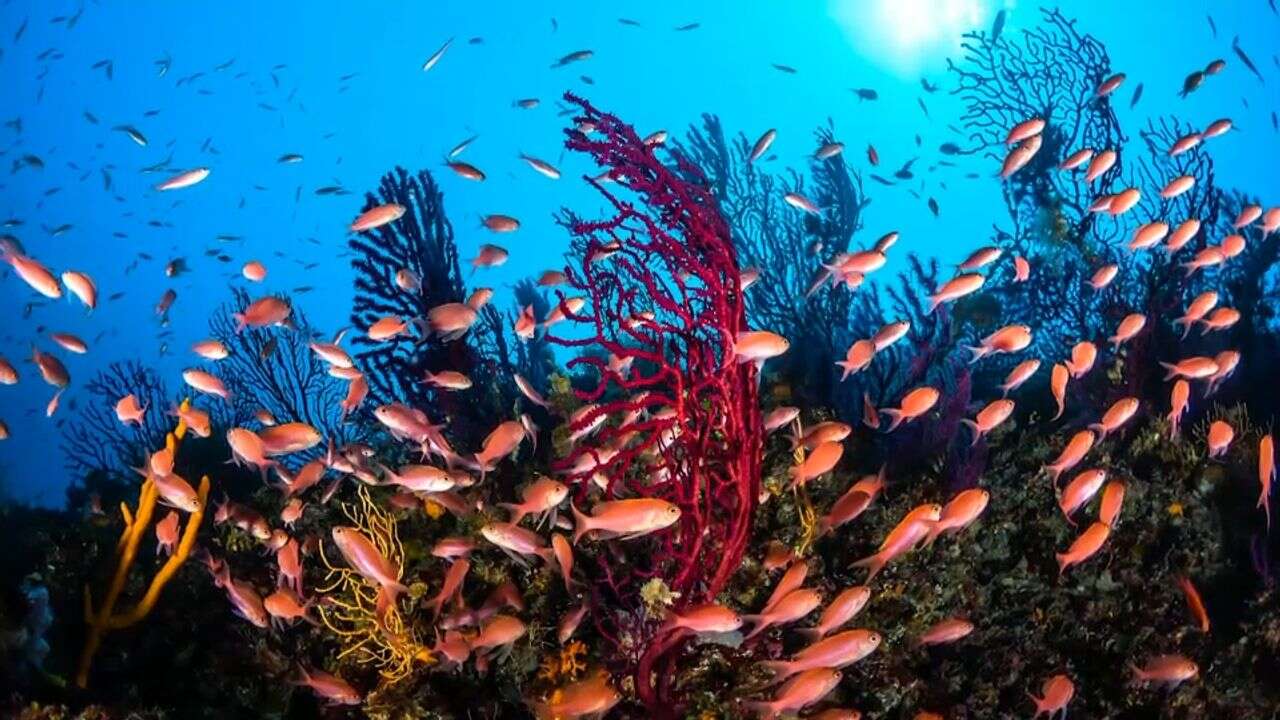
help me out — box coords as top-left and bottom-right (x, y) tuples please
(537, 640), (589, 683)
(317, 485), (434, 685)
(77, 400), (210, 688)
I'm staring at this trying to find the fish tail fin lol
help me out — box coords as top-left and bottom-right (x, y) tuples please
(834, 361), (853, 381)
(741, 617), (769, 641)
(852, 552), (885, 581)
(926, 295), (941, 314)
(232, 313), (246, 333)
(882, 409), (903, 432)
(1056, 553), (1069, 577)
(1160, 361), (1179, 381)
(1087, 423), (1107, 441)
(742, 701), (778, 719)
(965, 345), (988, 363)
(960, 419), (981, 446)
(570, 501), (592, 545)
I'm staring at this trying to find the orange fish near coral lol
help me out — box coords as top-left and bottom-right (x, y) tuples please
(924, 489), (988, 545)
(1090, 397), (1139, 440)
(1108, 313), (1147, 348)
(1000, 134), (1042, 178)
(967, 324), (1031, 362)
(1260, 435), (1275, 529)
(295, 666), (362, 705)
(350, 203), (405, 232)
(1045, 430), (1095, 484)
(1050, 363), (1069, 420)
(1056, 521), (1110, 575)
(798, 586), (870, 641)
(881, 386), (940, 431)
(961, 399), (1015, 446)
(1206, 420), (1234, 458)
(835, 339), (876, 380)
(744, 588), (823, 640)
(1028, 674), (1075, 718)
(1131, 655), (1198, 687)
(115, 394), (147, 426)
(331, 526), (409, 604)
(790, 440), (844, 487)
(915, 617), (974, 646)
(1058, 468), (1107, 522)
(233, 296), (291, 332)
(1160, 356), (1218, 381)
(1177, 575), (1210, 633)
(1000, 358), (1040, 397)
(1100, 480), (1126, 527)
(570, 498), (681, 544)
(927, 273), (985, 313)
(760, 629), (881, 683)
(735, 331), (790, 366)
(746, 668), (842, 718)
(3, 249), (62, 298)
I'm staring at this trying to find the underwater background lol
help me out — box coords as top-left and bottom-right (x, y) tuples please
(1, 0), (1280, 718)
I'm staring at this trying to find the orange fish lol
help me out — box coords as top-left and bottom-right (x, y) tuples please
(790, 441), (844, 487)
(1260, 435), (1274, 529)
(1059, 148), (1093, 170)
(743, 589), (822, 640)
(915, 617), (974, 646)
(924, 489), (988, 545)
(1160, 174), (1195, 199)
(881, 386), (940, 431)
(1045, 430), (1094, 484)
(1088, 264), (1118, 290)
(853, 517), (932, 581)
(1206, 420), (1234, 458)
(4, 253), (62, 299)
(1108, 313), (1147, 348)
(1000, 358), (1040, 397)
(1058, 468), (1107, 522)
(1050, 363), (1069, 420)
(957, 246), (1003, 272)
(1100, 480), (1126, 527)
(155, 510), (180, 556)
(332, 526), (409, 603)
(1160, 356), (1218, 381)
(1084, 149), (1117, 182)
(927, 274), (985, 313)
(759, 629), (881, 683)
(1177, 575), (1210, 633)
(241, 260), (267, 282)
(1006, 118), (1045, 145)
(836, 339), (876, 380)
(233, 296), (291, 332)
(155, 167), (210, 191)
(1131, 655), (1198, 687)
(1000, 134), (1042, 178)
(1165, 218), (1201, 252)
(1167, 380), (1191, 438)
(115, 394), (148, 426)
(798, 586), (870, 641)
(60, 270), (97, 309)
(967, 324), (1031, 362)
(1180, 246), (1226, 276)
(1056, 521), (1110, 576)
(570, 498), (681, 544)
(350, 203), (405, 232)
(763, 560), (809, 614)
(1129, 221), (1169, 251)
(1028, 674), (1075, 719)
(961, 399), (1015, 446)
(735, 331), (790, 365)
(1089, 397), (1139, 440)
(746, 668), (842, 719)
(1013, 255), (1031, 282)
(295, 666), (362, 705)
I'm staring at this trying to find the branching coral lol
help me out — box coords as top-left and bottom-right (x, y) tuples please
(675, 115), (872, 415)
(547, 93), (761, 712)
(60, 361), (177, 480)
(208, 287), (346, 444)
(76, 402), (210, 688)
(316, 485), (432, 685)
(346, 167), (514, 446)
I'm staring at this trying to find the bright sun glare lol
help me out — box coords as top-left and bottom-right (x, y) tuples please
(831, 0), (997, 76)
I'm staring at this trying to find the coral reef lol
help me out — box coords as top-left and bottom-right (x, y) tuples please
(546, 93), (762, 712)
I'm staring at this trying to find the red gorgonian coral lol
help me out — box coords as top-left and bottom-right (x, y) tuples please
(544, 93), (763, 712)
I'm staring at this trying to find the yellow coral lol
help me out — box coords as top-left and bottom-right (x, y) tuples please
(538, 641), (589, 683)
(317, 485), (434, 685)
(76, 400), (210, 689)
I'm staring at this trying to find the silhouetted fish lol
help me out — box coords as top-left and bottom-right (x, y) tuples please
(991, 10), (1007, 42)
(1129, 83), (1143, 108)
(772, 63), (797, 74)
(1232, 36), (1264, 83)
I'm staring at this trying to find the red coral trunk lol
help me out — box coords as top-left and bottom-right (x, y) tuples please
(546, 94), (762, 713)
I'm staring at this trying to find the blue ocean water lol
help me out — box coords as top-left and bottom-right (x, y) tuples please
(0, 0), (1277, 505)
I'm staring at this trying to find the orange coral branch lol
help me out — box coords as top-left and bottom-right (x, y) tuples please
(75, 400), (208, 688)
